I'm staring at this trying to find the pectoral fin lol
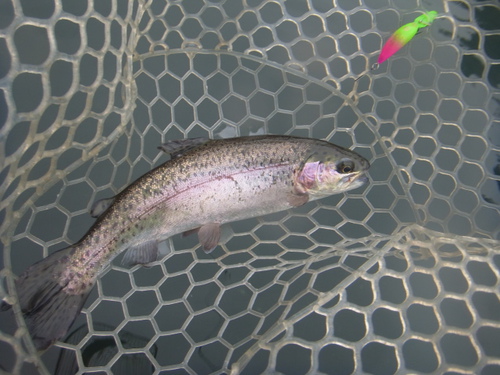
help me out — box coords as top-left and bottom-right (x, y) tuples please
(288, 156), (321, 208)
(198, 223), (221, 253)
(122, 241), (159, 267)
(287, 192), (309, 207)
(90, 197), (115, 218)
(158, 138), (210, 159)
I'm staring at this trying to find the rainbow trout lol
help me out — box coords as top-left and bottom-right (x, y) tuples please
(3, 135), (370, 350)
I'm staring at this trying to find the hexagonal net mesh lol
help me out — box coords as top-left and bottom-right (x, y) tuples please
(0, 0), (499, 374)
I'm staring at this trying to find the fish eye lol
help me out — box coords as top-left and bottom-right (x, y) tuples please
(336, 160), (355, 174)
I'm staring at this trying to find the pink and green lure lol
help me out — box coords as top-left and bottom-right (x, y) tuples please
(378, 11), (438, 64)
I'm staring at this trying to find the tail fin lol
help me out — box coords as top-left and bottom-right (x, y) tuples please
(5, 247), (93, 351)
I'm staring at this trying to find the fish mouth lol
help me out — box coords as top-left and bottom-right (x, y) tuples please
(344, 172), (369, 190)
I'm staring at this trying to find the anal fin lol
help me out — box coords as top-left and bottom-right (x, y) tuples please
(122, 241), (159, 267)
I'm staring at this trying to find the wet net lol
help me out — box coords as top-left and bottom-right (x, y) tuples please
(1, 0), (499, 374)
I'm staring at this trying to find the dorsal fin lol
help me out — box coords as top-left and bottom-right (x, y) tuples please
(158, 138), (210, 159)
(90, 196), (116, 218)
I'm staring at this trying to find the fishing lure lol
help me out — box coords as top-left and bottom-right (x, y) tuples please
(377, 11), (438, 66)
(349, 11), (437, 101)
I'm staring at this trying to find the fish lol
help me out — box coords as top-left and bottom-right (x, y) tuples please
(377, 11), (438, 65)
(2, 135), (370, 351)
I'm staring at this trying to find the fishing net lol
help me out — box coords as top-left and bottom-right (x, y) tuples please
(1, 0), (499, 373)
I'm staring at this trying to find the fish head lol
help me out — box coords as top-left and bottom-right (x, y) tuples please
(297, 151), (370, 197)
